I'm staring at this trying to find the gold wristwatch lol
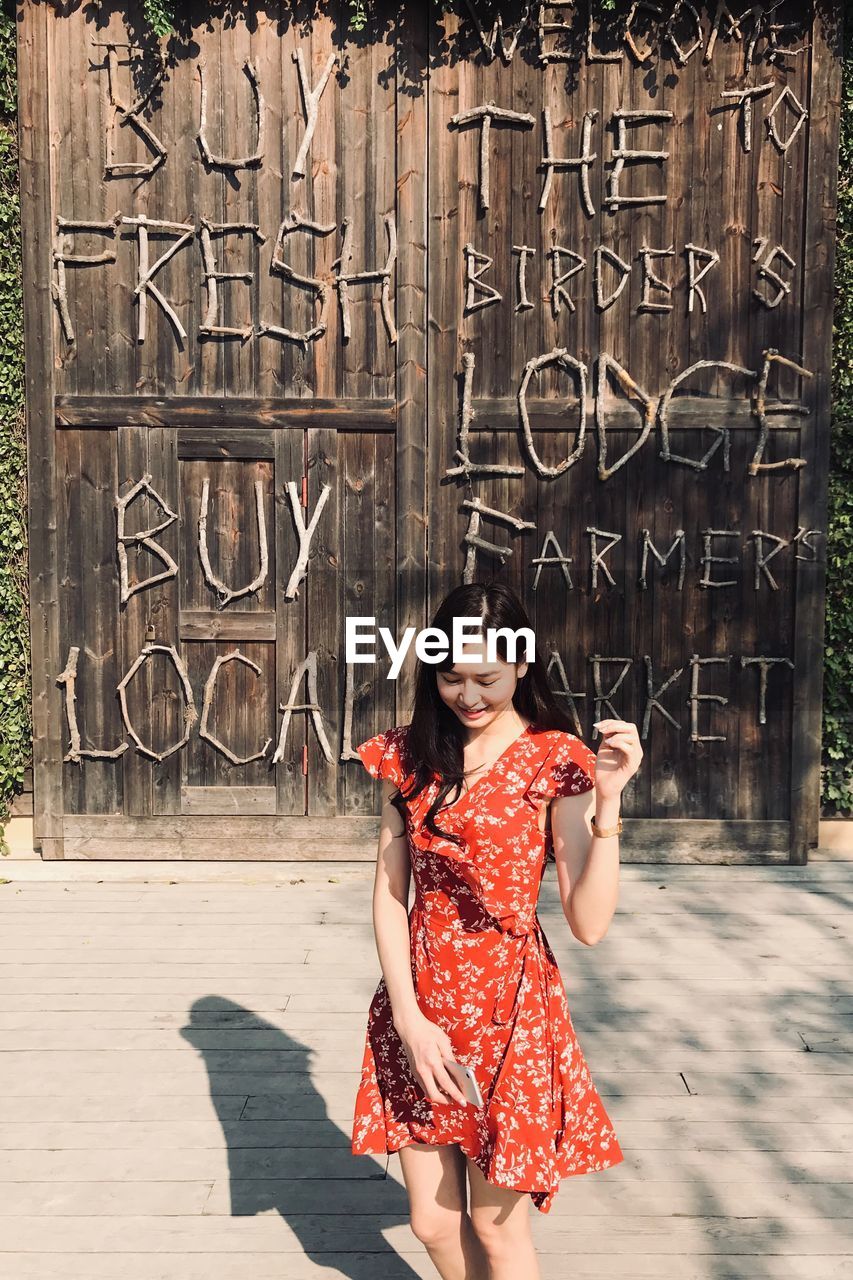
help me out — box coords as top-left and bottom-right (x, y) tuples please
(591, 815), (623, 838)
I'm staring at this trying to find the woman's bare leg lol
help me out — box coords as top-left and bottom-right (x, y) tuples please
(466, 1155), (540, 1280)
(397, 1141), (490, 1280)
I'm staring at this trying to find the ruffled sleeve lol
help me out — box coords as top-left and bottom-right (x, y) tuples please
(526, 731), (596, 802)
(356, 725), (410, 787)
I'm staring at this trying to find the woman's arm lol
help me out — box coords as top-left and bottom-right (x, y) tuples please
(550, 717), (642, 946)
(550, 788), (621, 947)
(370, 778), (420, 1028)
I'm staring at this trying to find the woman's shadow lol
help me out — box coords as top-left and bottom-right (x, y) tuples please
(180, 995), (422, 1279)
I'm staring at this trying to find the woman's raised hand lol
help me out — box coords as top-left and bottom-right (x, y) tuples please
(592, 718), (643, 800)
(393, 1009), (470, 1107)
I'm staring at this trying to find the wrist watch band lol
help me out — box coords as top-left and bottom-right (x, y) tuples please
(591, 815), (623, 838)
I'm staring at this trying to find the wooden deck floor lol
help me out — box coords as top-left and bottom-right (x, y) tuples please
(0, 860), (851, 1280)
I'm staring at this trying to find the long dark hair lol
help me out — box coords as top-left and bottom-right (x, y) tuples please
(392, 581), (577, 848)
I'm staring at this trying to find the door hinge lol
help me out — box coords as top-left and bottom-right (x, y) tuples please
(301, 744), (308, 775)
(301, 475), (308, 507)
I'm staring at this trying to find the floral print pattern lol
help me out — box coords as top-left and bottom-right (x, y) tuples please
(350, 721), (624, 1213)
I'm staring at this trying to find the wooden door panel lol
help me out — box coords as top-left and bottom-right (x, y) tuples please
(20, 3), (840, 859)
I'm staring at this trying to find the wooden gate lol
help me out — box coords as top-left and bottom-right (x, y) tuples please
(18, 1), (841, 862)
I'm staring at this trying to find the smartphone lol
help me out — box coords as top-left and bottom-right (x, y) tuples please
(443, 1058), (485, 1108)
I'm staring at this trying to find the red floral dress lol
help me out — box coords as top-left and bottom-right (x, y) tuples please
(351, 720), (624, 1213)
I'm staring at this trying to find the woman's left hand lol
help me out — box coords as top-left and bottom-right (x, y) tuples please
(593, 719), (643, 800)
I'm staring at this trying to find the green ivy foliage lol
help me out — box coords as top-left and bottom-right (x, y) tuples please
(826, 5), (853, 814)
(0, 6), (28, 853)
(142, 0), (178, 38)
(146, 0), (618, 37)
(347, 0), (368, 33)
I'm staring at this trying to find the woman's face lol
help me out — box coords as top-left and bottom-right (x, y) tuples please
(435, 634), (528, 731)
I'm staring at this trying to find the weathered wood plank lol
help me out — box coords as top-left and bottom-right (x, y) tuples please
(179, 611), (276, 641)
(116, 425), (151, 818)
(394, 5), (428, 718)
(790, 6), (843, 862)
(273, 428), (307, 816)
(19, 2), (63, 857)
(180, 786), (277, 815)
(55, 397), (396, 429)
(305, 425), (340, 818)
(55, 812), (789, 846)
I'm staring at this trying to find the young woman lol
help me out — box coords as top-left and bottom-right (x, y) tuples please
(351, 581), (642, 1280)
